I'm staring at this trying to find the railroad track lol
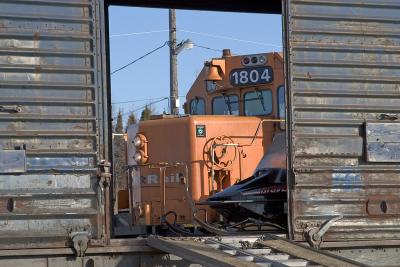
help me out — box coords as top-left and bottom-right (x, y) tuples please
(147, 234), (369, 267)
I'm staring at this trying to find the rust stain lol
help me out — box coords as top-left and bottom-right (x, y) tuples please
(73, 125), (86, 131)
(33, 32), (40, 41)
(34, 66), (41, 74)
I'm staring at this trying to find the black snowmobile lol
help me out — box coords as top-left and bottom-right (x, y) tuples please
(206, 133), (287, 227)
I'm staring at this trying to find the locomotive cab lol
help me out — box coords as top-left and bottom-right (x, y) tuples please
(185, 49), (285, 120)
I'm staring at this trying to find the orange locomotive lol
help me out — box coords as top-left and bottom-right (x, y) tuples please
(123, 49), (285, 231)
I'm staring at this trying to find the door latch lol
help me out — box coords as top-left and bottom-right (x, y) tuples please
(98, 160), (111, 186)
(305, 215), (343, 249)
(69, 230), (91, 257)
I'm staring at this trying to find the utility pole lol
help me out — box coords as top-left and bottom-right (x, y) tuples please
(169, 9), (179, 115)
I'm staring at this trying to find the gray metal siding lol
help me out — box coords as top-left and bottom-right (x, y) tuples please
(287, 0), (400, 242)
(0, 0), (107, 247)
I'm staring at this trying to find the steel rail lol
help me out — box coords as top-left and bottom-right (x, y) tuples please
(257, 234), (369, 267)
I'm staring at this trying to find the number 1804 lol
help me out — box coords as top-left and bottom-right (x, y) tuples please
(230, 67), (273, 86)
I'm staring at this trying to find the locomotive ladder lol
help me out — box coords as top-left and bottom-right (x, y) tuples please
(147, 234), (369, 267)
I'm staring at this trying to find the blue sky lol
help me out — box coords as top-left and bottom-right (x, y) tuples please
(108, 6), (282, 122)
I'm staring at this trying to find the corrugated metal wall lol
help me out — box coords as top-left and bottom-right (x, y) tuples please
(0, 0), (108, 248)
(286, 0), (400, 242)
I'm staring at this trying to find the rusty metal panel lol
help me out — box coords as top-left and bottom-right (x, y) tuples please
(366, 123), (400, 162)
(286, 0), (400, 243)
(0, 0), (108, 248)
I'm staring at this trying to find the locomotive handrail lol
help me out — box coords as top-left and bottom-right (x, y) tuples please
(244, 118), (285, 147)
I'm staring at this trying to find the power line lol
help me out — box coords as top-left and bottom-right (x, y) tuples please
(180, 29), (282, 48)
(110, 29), (169, 38)
(111, 41), (168, 75)
(109, 29), (282, 48)
(112, 97), (169, 120)
(112, 95), (185, 105)
(112, 97), (165, 105)
(193, 44), (223, 52)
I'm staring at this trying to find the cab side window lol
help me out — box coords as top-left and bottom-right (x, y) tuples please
(189, 98), (205, 115)
(277, 86), (285, 130)
(244, 89), (272, 116)
(212, 95), (239, 115)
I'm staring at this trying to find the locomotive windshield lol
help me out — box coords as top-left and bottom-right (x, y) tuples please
(244, 89), (273, 116)
(212, 94), (239, 115)
(278, 85), (286, 129)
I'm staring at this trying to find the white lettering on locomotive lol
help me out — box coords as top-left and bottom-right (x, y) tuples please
(141, 173), (182, 184)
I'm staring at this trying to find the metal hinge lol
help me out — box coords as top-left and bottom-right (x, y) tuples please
(0, 105), (21, 113)
(69, 230), (91, 257)
(305, 215), (343, 249)
(98, 160), (112, 186)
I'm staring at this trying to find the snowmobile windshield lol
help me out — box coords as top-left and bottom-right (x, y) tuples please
(253, 132), (286, 175)
(235, 168), (286, 187)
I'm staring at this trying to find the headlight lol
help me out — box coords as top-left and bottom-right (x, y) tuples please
(134, 150), (147, 164)
(133, 134), (147, 148)
(133, 136), (142, 147)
